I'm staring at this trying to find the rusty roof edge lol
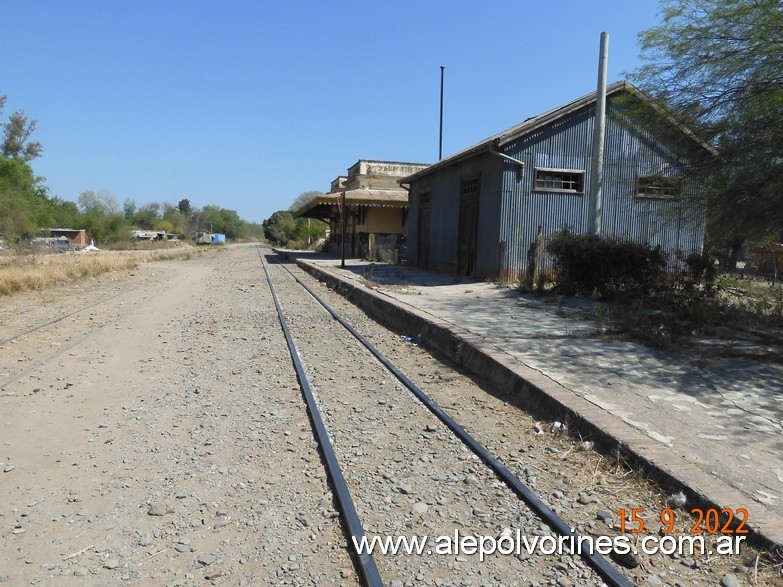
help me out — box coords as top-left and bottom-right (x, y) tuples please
(293, 196), (327, 217)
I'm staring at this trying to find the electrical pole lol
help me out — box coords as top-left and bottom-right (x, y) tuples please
(439, 65), (445, 161)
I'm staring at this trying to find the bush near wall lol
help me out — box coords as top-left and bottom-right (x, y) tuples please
(547, 230), (668, 299)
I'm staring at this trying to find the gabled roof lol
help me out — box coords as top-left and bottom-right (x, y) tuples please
(400, 80), (714, 184)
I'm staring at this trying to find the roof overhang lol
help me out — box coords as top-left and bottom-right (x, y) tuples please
(294, 188), (410, 220)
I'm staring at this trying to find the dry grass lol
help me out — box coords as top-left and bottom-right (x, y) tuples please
(0, 248), (197, 297)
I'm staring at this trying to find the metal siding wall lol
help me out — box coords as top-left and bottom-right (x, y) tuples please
(499, 100), (705, 277)
(409, 154), (504, 275)
(411, 98), (705, 278)
(475, 154), (503, 278)
(601, 103), (705, 261)
(500, 107), (594, 279)
(430, 168), (460, 271)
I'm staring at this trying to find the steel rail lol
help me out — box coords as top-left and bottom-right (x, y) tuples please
(257, 249), (383, 587)
(0, 285), (143, 348)
(0, 283), (156, 390)
(271, 252), (634, 587)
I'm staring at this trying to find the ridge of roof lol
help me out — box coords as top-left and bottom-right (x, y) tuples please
(399, 80), (711, 184)
(400, 81), (629, 183)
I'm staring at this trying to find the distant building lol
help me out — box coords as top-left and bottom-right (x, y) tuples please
(294, 159), (429, 260)
(50, 228), (89, 249)
(401, 81), (713, 280)
(132, 230), (179, 241)
(195, 231), (225, 245)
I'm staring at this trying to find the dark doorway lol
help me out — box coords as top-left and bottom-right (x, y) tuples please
(457, 176), (479, 276)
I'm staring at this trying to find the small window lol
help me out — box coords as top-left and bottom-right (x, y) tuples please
(534, 168), (585, 193)
(637, 175), (681, 199)
(461, 176), (480, 197)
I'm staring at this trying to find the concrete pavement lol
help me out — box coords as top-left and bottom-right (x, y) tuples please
(286, 252), (783, 548)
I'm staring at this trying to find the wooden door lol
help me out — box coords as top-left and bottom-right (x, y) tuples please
(457, 177), (479, 276)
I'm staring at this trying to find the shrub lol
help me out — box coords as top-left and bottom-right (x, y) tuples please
(547, 230), (667, 300)
(373, 248), (398, 264)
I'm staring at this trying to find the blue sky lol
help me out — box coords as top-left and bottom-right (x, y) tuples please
(1, 0), (663, 223)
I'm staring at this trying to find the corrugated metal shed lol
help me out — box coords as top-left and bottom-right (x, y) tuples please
(404, 81), (710, 280)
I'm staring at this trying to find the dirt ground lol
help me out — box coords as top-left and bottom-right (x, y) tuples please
(0, 246), (354, 585)
(1, 245), (780, 586)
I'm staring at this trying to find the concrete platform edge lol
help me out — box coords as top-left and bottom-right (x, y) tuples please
(295, 257), (783, 552)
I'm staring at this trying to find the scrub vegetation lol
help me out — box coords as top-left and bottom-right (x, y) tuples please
(0, 248), (198, 297)
(545, 230), (783, 347)
(539, 0), (783, 348)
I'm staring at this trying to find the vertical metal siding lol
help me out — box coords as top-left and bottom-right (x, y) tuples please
(500, 107), (595, 279)
(412, 154), (503, 276)
(414, 96), (705, 279)
(499, 100), (705, 278)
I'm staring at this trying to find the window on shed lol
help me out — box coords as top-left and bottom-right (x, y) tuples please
(533, 168), (585, 193)
(461, 176), (480, 198)
(636, 175), (682, 199)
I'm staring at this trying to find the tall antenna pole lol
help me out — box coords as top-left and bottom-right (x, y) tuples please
(439, 65), (445, 160)
(588, 32), (609, 236)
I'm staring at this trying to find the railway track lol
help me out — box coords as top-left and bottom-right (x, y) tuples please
(258, 246), (634, 586)
(0, 283), (151, 390)
(2, 245), (772, 584)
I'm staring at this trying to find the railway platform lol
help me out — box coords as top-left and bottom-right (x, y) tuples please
(282, 251), (783, 549)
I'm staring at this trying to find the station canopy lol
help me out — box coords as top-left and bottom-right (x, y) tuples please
(293, 188), (409, 221)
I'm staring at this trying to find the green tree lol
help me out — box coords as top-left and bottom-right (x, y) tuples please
(289, 190), (323, 212)
(123, 198), (137, 220)
(262, 210), (325, 246)
(177, 198), (191, 215)
(197, 205), (246, 239)
(76, 190), (126, 243)
(49, 197), (80, 228)
(132, 202), (161, 230)
(632, 0), (783, 241)
(244, 221), (266, 239)
(263, 210), (297, 245)
(200, 204), (224, 233)
(161, 203), (186, 234)
(218, 207), (245, 239)
(0, 156), (51, 238)
(153, 220), (174, 233)
(1, 97), (43, 161)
